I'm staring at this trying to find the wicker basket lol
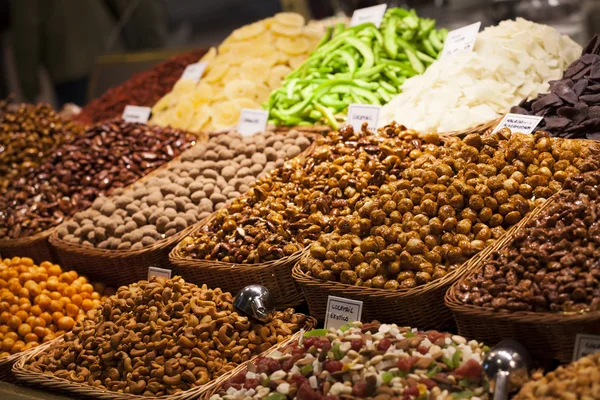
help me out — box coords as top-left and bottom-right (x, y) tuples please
(445, 195), (600, 363)
(439, 116), (503, 138)
(0, 345), (40, 382)
(292, 204), (543, 330)
(0, 228), (58, 264)
(12, 317), (316, 400)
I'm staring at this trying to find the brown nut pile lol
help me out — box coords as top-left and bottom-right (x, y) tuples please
(455, 169), (600, 312)
(178, 124), (425, 263)
(0, 101), (84, 190)
(515, 352), (600, 399)
(55, 130), (310, 250)
(0, 120), (196, 239)
(24, 276), (307, 396)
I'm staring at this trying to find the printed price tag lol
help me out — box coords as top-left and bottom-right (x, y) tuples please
(324, 296), (363, 330)
(180, 62), (208, 82)
(491, 113), (544, 134)
(350, 4), (387, 28)
(441, 22), (481, 58)
(148, 267), (172, 280)
(347, 104), (381, 132)
(237, 109), (269, 136)
(122, 105), (151, 123)
(573, 334), (600, 361)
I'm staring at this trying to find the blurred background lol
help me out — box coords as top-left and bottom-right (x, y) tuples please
(0, 0), (596, 108)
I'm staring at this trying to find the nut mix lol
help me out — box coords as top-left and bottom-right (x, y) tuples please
(74, 50), (206, 125)
(455, 170), (600, 312)
(0, 101), (84, 190)
(0, 256), (113, 359)
(211, 321), (490, 400)
(24, 276), (307, 396)
(181, 123), (600, 291)
(0, 120), (196, 239)
(515, 352), (600, 400)
(55, 130), (311, 250)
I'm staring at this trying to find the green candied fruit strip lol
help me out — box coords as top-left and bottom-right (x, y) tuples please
(304, 328), (328, 337)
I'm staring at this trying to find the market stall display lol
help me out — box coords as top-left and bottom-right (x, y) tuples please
(512, 34), (600, 139)
(150, 13), (326, 132)
(446, 169), (600, 362)
(0, 120), (196, 262)
(515, 352), (600, 399)
(15, 276), (314, 398)
(0, 256), (113, 380)
(49, 129), (312, 284)
(208, 321), (490, 400)
(379, 18), (581, 133)
(0, 101), (84, 191)
(73, 51), (207, 125)
(267, 8), (446, 129)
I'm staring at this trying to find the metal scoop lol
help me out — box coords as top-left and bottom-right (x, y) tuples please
(483, 339), (533, 400)
(233, 285), (275, 322)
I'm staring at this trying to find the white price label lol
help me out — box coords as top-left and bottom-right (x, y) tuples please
(441, 22), (481, 58)
(347, 104), (381, 132)
(180, 62), (208, 82)
(122, 105), (151, 123)
(492, 113), (544, 134)
(350, 4), (387, 28)
(237, 109), (269, 137)
(573, 334), (600, 361)
(324, 296), (363, 330)
(148, 267), (172, 280)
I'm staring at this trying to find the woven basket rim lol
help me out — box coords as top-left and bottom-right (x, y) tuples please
(445, 193), (600, 324)
(437, 116), (503, 137)
(0, 227), (56, 247)
(13, 317), (316, 400)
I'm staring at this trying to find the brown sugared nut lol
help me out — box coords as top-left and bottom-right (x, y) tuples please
(24, 276), (306, 397)
(456, 169), (600, 313)
(179, 124), (600, 290)
(514, 352), (600, 400)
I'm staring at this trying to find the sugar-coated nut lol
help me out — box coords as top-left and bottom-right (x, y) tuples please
(250, 164), (264, 175)
(141, 236), (156, 246)
(210, 193), (227, 204)
(237, 167), (251, 177)
(117, 241), (131, 250)
(164, 208), (177, 220)
(221, 166), (236, 180)
(203, 183), (215, 196)
(286, 145), (301, 158)
(251, 153), (267, 165)
(203, 169), (218, 179)
(146, 191), (162, 205)
(125, 220), (137, 232)
(165, 228), (177, 237)
(240, 159), (253, 168)
(132, 212), (146, 227)
(228, 191), (241, 199)
(100, 202), (116, 216)
(131, 242), (143, 250)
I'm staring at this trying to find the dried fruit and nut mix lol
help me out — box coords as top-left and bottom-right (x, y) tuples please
(515, 352), (600, 400)
(455, 169), (600, 313)
(181, 124), (600, 284)
(55, 130), (310, 250)
(0, 101), (84, 191)
(0, 120), (196, 239)
(24, 276), (307, 397)
(151, 13), (328, 132)
(211, 321), (490, 400)
(512, 34), (600, 139)
(0, 256), (113, 359)
(74, 50), (206, 125)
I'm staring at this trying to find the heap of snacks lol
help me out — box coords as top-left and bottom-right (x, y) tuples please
(0, 120), (196, 239)
(180, 124), (600, 290)
(0, 101), (84, 191)
(0, 257), (113, 358)
(55, 130), (310, 250)
(380, 19), (581, 133)
(211, 321), (490, 400)
(151, 13), (326, 132)
(515, 352), (600, 400)
(455, 169), (600, 312)
(74, 51), (206, 125)
(268, 8), (446, 128)
(513, 35), (600, 139)
(24, 276), (307, 396)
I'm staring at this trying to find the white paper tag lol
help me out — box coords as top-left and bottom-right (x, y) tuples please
(237, 109), (269, 137)
(492, 113), (544, 134)
(347, 104), (381, 132)
(180, 62), (208, 82)
(148, 267), (171, 280)
(324, 296), (363, 330)
(441, 22), (481, 58)
(350, 4), (387, 28)
(572, 334), (600, 361)
(122, 105), (151, 124)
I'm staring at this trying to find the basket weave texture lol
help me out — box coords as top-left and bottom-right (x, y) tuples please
(445, 194), (600, 363)
(0, 229), (58, 265)
(438, 116), (502, 138)
(0, 344), (41, 382)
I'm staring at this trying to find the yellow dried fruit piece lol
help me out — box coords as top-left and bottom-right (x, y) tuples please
(224, 79), (257, 100)
(231, 21), (266, 41)
(276, 36), (309, 56)
(274, 12), (305, 28)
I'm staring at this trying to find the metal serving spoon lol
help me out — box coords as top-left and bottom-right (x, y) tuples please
(483, 339), (533, 400)
(233, 285), (275, 322)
